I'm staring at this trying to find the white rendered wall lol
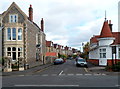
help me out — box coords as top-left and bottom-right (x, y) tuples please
(118, 1), (120, 32)
(89, 49), (99, 59)
(98, 38), (115, 46)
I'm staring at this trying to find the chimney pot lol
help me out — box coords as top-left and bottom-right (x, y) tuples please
(109, 20), (111, 24)
(30, 4), (32, 7)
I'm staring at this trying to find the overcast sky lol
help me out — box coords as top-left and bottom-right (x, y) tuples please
(0, 0), (119, 50)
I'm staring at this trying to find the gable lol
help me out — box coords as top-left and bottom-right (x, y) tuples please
(2, 2), (28, 23)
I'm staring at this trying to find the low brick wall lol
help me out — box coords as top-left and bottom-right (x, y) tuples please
(107, 59), (120, 66)
(89, 59), (120, 66)
(88, 59), (99, 65)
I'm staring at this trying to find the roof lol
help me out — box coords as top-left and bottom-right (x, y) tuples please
(90, 35), (100, 43)
(46, 52), (58, 57)
(111, 32), (120, 45)
(46, 41), (52, 47)
(99, 21), (113, 38)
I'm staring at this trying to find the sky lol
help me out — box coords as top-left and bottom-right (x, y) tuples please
(0, 0), (119, 50)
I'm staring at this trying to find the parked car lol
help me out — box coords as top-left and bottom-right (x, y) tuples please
(75, 58), (88, 67)
(54, 58), (64, 65)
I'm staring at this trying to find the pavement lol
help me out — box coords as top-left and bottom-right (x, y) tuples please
(1, 61), (120, 76)
(2, 63), (53, 76)
(87, 63), (119, 75)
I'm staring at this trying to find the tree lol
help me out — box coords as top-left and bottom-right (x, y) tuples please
(80, 42), (90, 60)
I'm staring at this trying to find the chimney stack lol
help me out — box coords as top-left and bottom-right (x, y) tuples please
(109, 20), (113, 32)
(29, 4), (33, 22)
(41, 18), (44, 32)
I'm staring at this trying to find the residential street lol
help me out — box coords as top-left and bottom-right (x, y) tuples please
(2, 60), (119, 88)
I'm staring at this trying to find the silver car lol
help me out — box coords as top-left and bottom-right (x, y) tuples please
(75, 59), (88, 67)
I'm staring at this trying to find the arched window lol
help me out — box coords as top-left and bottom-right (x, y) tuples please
(12, 47), (16, 51)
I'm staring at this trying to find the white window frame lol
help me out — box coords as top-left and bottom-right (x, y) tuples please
(18, 28), (22, 41)
(99, 48), (106, 58)
(119, 48), (120, 58)
(9, 14), (18, 23)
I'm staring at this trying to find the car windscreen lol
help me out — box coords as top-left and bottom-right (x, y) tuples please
(77, 59), (86, 62)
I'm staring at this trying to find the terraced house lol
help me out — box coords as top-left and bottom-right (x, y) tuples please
(1, 2), (46, 72)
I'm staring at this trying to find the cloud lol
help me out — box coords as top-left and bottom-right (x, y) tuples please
(0, 0), (119, 49)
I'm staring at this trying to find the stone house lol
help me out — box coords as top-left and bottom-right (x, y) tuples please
(0, 15), (2, 59)
(1, 2), (46, 72)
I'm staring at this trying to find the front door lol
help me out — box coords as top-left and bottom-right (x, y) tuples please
(99, 59), (107, 66)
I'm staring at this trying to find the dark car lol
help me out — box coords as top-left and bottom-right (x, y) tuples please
(54, 58), (64, 65)
(75, 59), (88, 67)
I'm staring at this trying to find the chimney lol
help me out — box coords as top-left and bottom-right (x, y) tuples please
(109, 20), (113, 32)
(41, 18), (44, 31)
(29, 4), (33, 22)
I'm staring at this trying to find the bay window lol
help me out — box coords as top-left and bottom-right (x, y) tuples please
(7, 28), (22, 41)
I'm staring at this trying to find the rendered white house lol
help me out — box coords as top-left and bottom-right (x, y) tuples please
(89, 20), (120, 66)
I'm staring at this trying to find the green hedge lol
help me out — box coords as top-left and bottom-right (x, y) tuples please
(106, 62), (120, 72)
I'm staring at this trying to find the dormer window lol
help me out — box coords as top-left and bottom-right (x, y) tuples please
(9, 14), (18, 23)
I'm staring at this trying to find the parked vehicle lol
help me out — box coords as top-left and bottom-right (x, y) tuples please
(75, 58), (88, 67)
(54, 58), (64, 65)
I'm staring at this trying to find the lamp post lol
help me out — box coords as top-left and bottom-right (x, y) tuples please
(112, 46), (116, 66)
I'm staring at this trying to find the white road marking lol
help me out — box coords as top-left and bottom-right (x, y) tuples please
(93, 73), (101, 76)
(59, 70), (63, 75)
(115, 85), (120, 87)
(76, 74), (83, 76)
(59, 74), (65, 76)
(84, 74), (92, 75)
(42, 74), (48, 76)
(67, 74), (74, 76)
(51, 74), (57, 76)
(101, 73), (106, 75)
(14, 84), (79, 87)
(18, 75), (25, 76)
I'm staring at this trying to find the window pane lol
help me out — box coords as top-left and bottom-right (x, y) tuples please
(7, 52), (11, 56)
(12, 28), (16, 40)
(18, 28), (22, 40)
(100, 53), (102, 58)
(119, 48), (120, 58)
(103, 49), (106, 52)
(12, 52), (16, 60)
(7, 47), (11, 51)
(18, 47), (22, 51)
(15, 15), (17, 22)
(12, 47), (16, 51)
(103, 53), (106, 58)
(11, 15), (13, 22)
(18, 52), (22, 57)
(7, 28), (11, 40)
